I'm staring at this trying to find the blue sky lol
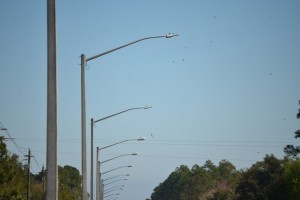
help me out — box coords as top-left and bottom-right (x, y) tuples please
(1, 0), (300, 199)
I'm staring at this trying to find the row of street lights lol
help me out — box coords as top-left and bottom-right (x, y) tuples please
(95, 137), (145, 200)
(90, 107), (150, 200)
(81, 33), (178, 200)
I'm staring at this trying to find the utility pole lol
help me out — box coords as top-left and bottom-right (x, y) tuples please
(25, 149), (33, 200)
(42, 165), (46, 191)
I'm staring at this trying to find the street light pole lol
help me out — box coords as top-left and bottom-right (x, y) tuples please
(81, 54), (88, 200)
(81, 33), (178, 200)
(91, 107), (149, 200)
(47, 0), (58, 199)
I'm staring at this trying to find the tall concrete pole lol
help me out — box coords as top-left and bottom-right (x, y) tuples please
(81, 54), (88, 200)
(47, 0), (58, 199)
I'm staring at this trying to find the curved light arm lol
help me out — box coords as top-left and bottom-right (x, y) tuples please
(105, 185), (125, 192)
(86, 34), (179, 62)
(93, 106), (151, 124)
(103, 193), (119, 198)
(99, 137), (146, 151)
(104, 188), (123, 195)
(102, 165), (133, 175)
(103, 174), (130, 182)
(100, 153), (138, 164)
(104, 178), (128, 186)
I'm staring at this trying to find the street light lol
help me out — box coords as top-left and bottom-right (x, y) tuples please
(100, 153), (138, 165)
(102, 165), (133, 175)
(104, 188), (123, 195)
(103, 174), (130, 182)
(104, 178), (128, 186)
(104, 185), (125, 194)
(98, 165), (132, 200)
(103, 193), (119, 199)
(81, 33), (178, 200)
(90, 108), (149, 200)
(96, 138), (144, 200)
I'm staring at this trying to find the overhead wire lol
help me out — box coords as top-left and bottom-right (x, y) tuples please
(0, 121), (43, 173)
(0, 121), (27, 156)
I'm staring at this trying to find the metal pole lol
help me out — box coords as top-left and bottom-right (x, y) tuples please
(47, 0), (58, 199)
(91, 118), (94, 200)
(81, 54), (88, 200)
(101, 179), (104, 200)
(96, 150), (100, 200)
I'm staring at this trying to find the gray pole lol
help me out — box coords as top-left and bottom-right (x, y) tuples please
(47, 0), (58, 199)
(91, 118), (94, 200)
(81, 54), (88, 200)
(100, 178), (104, 200)
(96, 150), (100, 200)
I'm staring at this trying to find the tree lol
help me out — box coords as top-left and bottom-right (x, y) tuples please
(284, 159), (300, 199)
(151, 165), (191, 200)
(58, 165), (81, 199)
(284, 100), (300, 158)
(150, 160), (239, 200)
(236, 154), (288, 200)
(200, 160), (239, 200)
(0, 136), (27, 199)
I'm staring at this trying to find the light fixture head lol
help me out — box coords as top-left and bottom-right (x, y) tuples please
(137, 137), (146, 141)
(166, 33), (179, 38)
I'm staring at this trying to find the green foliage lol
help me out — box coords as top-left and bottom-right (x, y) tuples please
(0, 136), (27, 199)
(150, 156), (300, 200)
(284, 159), (300, 200)
(284, 100), (300, 158)
(150, 160), (240, 200)
(58, 165), (81, 199)
(236, 154), (288, 200)
(0, 137), (82, 200)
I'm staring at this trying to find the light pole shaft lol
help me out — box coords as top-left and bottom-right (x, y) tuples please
(81, 54), (88, 200)
(91, 118), (94, 200)
(47, 0), (58, 199)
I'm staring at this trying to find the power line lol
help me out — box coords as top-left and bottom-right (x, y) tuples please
(0, 121), (27, 156)
(0, 121), (43, 173)
(32, 155), (42, 172)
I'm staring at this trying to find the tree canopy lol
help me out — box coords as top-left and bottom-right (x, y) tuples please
(0, 136), (81, 200)
(149, 155), (300, 200)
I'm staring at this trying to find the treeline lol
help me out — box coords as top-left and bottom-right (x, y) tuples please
(0, 136), (81, 199)
(149, 155), (300, 200)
